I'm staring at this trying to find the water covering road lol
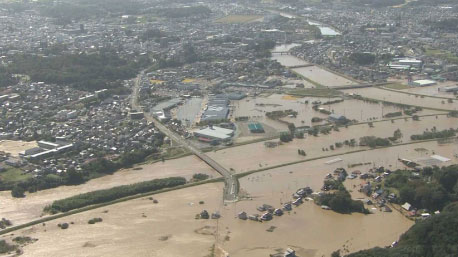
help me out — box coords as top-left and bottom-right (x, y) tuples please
(131, 71), (239, 202)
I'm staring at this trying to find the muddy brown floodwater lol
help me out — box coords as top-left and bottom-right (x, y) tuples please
(0, 156), (220, 226)
(353, 87), (458, 111)
(232, 94), (409, 130)
(3, 141), (457, 257)
(216, 141), (457, 257)
(4, 183), (223, 257)
(208, 115), (458, 173)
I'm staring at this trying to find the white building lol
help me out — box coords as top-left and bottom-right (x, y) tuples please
(411, 79), (436, 87)
(193, 126), (234, 143)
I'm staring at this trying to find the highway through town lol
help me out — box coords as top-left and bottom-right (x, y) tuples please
(131, 71), (239, 202)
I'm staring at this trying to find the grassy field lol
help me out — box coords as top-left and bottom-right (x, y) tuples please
(0, 166), (32, 183)
(383, 83), (410, 90)
(215, 15), (263, 24)
(425, 47), (458, 64)
(286, 88), (341, 97)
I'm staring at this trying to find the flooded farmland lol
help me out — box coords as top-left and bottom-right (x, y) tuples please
(353, 87), (458, 111)
(6, 183), (223, 257)
(0, 155), (220, 226)
(233, 93), (421, 130)
(209, 115), (458, 173)
(214, 140), (458, 257)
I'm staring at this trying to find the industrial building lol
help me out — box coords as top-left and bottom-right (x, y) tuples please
(193, 126), (234, 143)
(411, 79), (437, 87)
(201, 95), (230, 122)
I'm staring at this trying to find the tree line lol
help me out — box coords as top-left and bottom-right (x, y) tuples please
(45, 177), (186, 213)
(8, 148), (157, 198)
(1, 51), (150, 90)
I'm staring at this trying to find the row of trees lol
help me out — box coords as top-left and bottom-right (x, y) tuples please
(9, 148), (157, 197)
(410, 128), (456, 141)
(45, 177), (187, 213)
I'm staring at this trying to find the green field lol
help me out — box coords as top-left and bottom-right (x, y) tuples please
(0, 166), (32, 183)
(215, 15), (263, 24)
(383, 83), (410, 90)
(425, 47), (458, 64)
(286, 88), (341, 97)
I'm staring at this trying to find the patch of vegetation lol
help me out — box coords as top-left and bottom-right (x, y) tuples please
(45, 177), (186, 213)
(216, 14), (263, 24)
(0, 240), (16, 254)
(280, 133), (293, 143)
(7, 148), (158, 197)
(349, 52), (376, 65)
(384, 165), (458, 212)
(316, 180), (369, 214)
(424, 47), (458, 64)
(383, 111), (403, 118)
(0, 166), (32, 184)
(383, 83), (410, 90)
(88, 218), (103, 224)
(359, 136), (391, 148)
(266, 109), (297, 119)
(12, 236), (33, 245)
(2, 51), (150, 90)
(410, 128), (456, 141)
(287, 88), (340, 97)
(0, 218), (12, 229)
(192, 173), (210, 182)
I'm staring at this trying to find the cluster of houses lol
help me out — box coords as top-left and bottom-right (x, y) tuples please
(237, 187), (313, 222)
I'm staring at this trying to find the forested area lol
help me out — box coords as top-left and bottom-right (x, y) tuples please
(384, 165), (458, 212)
(350, 52), (376, 65)
(1, 52), (150, 90)
(45, 177), (187, 213)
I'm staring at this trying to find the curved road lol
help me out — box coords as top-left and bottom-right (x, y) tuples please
(131, 71), (238, 202)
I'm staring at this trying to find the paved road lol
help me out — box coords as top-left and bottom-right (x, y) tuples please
(131, 72), (238, 202)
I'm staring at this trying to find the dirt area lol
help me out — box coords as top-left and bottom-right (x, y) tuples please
(353, 87), (458, 110)
(3, 183), (223, 257)
(208, 115), (458, 173)
(0, 156), (220, 226)
(215, 15), (263, 24)
(0, 140), (38, 157)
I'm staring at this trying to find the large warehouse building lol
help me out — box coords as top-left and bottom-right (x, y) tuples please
(201, 95), (229, 122)
(193, 126), (234, 143)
